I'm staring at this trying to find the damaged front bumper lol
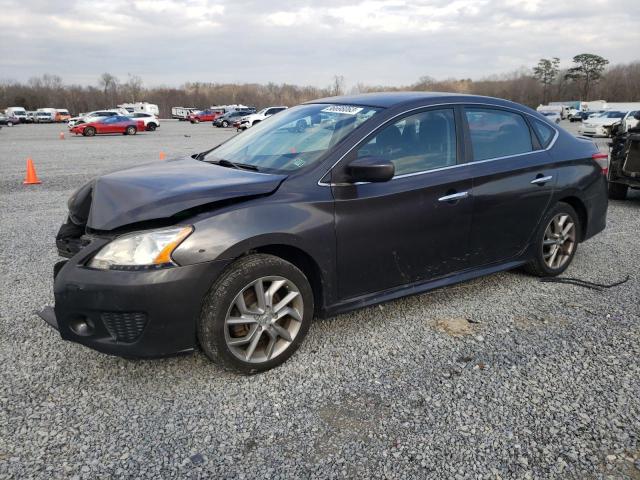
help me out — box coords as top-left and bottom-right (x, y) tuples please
(40, 237), (229, 358)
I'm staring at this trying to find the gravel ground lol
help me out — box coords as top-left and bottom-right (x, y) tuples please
(1, 120), (639, 479)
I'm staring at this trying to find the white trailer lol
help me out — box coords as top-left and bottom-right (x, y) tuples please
(580, 100), (607, 112)
(537, 103), (573, 119)
(118, 102), (159, 116)
(171, 107), (198, 121)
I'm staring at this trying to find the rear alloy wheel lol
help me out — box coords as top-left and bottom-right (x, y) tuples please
(125, 126), (137, 135)
(524, 202), (580, 277)
(608, 181), (628, 200)
(198, 254), (313, 373)
(83, 126), (96, 137)
(146, 123), (157, 131)
(222, 120), (229, 128)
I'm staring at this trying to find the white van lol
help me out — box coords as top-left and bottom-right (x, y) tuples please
(35, 108), (57, 123)
(5, 107), (27, 122)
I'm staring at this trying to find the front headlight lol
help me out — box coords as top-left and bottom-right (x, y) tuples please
(88, 226), (193, 270)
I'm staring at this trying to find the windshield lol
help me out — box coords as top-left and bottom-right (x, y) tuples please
(604, 111), (624, 118)
(203, 104), (381, 173)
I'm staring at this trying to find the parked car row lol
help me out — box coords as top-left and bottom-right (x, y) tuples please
(67, 109), (160, 136)
(189, 105), (256, 124)
(2, 107), (71, 124)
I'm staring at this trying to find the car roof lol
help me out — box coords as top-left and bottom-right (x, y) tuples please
(305, 91), (530, 112)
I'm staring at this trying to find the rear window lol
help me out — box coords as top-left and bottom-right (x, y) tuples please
(531, 119), (556, 148)
(465, 108), (533, 161)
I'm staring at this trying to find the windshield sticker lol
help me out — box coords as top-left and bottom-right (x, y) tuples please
(321, 105), (364, 115)
(293, 158), (306, 167)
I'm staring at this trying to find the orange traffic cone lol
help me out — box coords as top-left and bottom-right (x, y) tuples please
(23, 158), (42, 185)
(159, 151), (166, 160)
(59, 132), (65, 140)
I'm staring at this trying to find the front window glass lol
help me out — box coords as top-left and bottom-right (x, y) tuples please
(357, 109), (457, 176)
(604, 111), (624, 118)
(204, 104), (380, 173)
(465, 108), (533, 161)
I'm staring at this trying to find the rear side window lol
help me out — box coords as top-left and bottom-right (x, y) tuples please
(531, 119), (556, 148)
(357, 108), (457, 177)
(465, 108), (533, 161)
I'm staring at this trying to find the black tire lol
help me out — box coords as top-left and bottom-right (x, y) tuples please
(83, 126), (96, 137)
(252, 120), (261, 126)
(523, 202), (581, 277)
(125, 126), (136, 135)
(146, 123), (157, 131)
(198, 254), (314, 374)
(608, 181), (628, 200)
(222, 120), (229, 128)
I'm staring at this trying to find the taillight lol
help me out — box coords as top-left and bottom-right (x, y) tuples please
(592, 152), (609, 175)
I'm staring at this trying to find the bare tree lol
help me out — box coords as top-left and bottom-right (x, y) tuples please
(98, 72), (119, 105)
(331, 75), (345, 96)
(123, 74), (143, 102)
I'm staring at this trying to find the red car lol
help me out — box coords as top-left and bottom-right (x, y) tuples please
(69, 116), (144, 136)
(188, 110), (223, 123)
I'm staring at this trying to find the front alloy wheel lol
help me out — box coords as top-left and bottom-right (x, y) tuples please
(198, 254), (313, 373)
(225, 276), (304, 363)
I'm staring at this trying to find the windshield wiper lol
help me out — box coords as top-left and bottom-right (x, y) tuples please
(212, 158), (260, 171)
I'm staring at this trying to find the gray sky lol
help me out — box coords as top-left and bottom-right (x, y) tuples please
(1, 0), (639, 88)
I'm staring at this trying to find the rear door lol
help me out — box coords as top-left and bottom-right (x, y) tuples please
(463, 107), (557, 266)
(332, 107), (474, 300)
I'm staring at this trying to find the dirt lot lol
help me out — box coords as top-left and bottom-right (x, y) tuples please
(1, 120), (639, 479)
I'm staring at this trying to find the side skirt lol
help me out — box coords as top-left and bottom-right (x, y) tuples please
(320, 259), (526, 318)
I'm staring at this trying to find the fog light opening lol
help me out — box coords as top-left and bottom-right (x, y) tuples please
(69, 316), (95, 336)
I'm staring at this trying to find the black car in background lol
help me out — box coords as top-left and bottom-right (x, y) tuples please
(570, 111), (603, 122)
(213, 110), (253, 128)
(42, 92), (608, 373)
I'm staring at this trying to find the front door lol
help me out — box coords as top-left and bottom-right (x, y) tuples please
(332, 107), (474, 300)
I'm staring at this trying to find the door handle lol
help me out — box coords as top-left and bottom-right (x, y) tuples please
(531, 175), (553, 185)
(438, 191), (469, 202)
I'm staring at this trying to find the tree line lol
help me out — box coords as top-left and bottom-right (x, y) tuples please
(1, 54), (639, 117)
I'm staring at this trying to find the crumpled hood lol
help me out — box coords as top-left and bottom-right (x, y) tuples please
(84, 157), (286, 230)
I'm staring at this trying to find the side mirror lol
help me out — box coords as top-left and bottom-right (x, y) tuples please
(347, 156), (395, 183)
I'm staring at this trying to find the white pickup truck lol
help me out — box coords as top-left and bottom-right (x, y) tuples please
(238, 106), (288, 130)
